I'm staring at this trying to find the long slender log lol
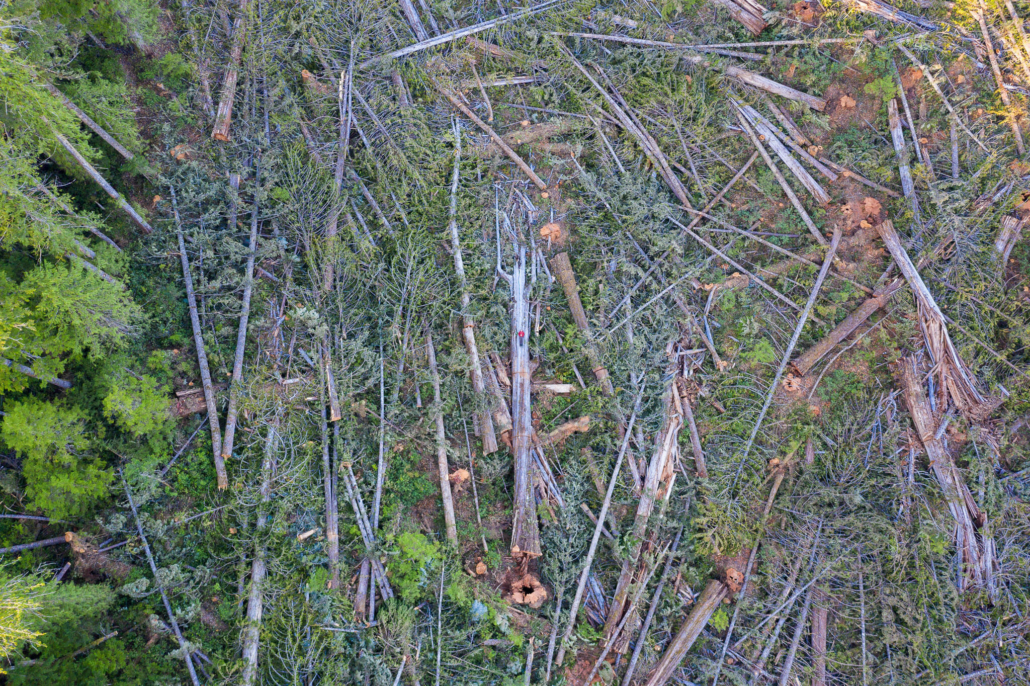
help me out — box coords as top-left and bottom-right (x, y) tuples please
(121, 472), (200, 686)
(776, 584), (814, 686)
(562, 34), (826, 109)
(746, 105), (836, 180)
(733, 105), (826, 245)
(398, 0), (429, 40)
(2, 357), (72, 390)
(0, 534), (70, 556)
(741, 106), (831, 203)
(51, 130), (152, 233)
(550, 252), (613, 394)
(791, 288), (896, 375)
(324, 342), (342, 422)
(448, 127), (497, 454)
(325, 56), (353, 292)
(509, 245), (540, 558)
(212, 0), (250, 141)
(977, 2), (1026, 156)
(427, 333), (458, 545)
(44, 84), (134, 160)
(221, 173), (255, 460)
(555, 396), (641, 667)
(355, 558), (370, 622)
(66, 253), (120, 285)
(36, 183), (123, 251)
(642, 579), (730, 686)
(887, 99), (920, 219)
(812, 600), (828, 686)
(363, 0), (562, 65)
(732, 230), (841, 485)
(320, 404), (341, 588)
(241, 423), (276, 686)
(675, 379), (707, 478)
(171, 187), (226, 489)
(439, 87), (547, 190)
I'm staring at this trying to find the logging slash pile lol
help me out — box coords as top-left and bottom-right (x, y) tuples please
(3, 0), (1030, 684)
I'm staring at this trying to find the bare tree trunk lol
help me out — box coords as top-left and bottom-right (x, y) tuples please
(509, 246), (541, 559)
(121, 472), (201, 686)
(812, 600), (828, 686)
(45, 84), (134, 160)
(321, 406), (341, 588)
(977, 2), (1026, 156)
(241, 423), (277, 686)
(448, 127), (497, 454)
(324, 57), (353, 291)
(0, 534), (70, 555)
(710, 0), (768, 34)
(427, 333), (458, 545)
(2, 358), (72, 390)
(887, 99), (920, 219)
(642, 580), (730, 686)
(172, 188), (226, 488)
(52, 130), (152, 233)
(212, 0), (250, 141)
(221, 174), (255, 460)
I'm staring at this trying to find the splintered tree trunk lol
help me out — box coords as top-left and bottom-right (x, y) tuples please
(241, 422), (277, 686)
(427, 333), (458, 545)
(550, 252), (613, 394)
(710, 0), (768, 35)
(603, 357), (680, 644)
(221, 174), (253, 460)
(52, 130), (152, 233)
(448, 129), (497, 454)
(212, 0), (250, 140)
(510, 245), (541, 559)
(172, 188), (226, 489)
(900, 358), (995, 593)
(643, 579), (730, 686)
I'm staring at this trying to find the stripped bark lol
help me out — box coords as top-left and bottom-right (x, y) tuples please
(995, 215), (1025, 267)
(711, 0), (768, 34)
(44, 84), (134, 160)
(427, 333), (458, 545)
(900, 358), (996, 593)
(643, 580), (730, 686)
(887, 99), (920, 219)
(448, 127), (497, 454)
(172, 187), (226, 489)
(241, 423), (277, 686)
(877, 221), (987, 418)
(52, 130), (152, 233)
(221, 173), (255, 460)
(550, 252), (613, 394)
(122, 472), (200, 686)
(212, 0), (250, 141)
(508, 245), (540, 558)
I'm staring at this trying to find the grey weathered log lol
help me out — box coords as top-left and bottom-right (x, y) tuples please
(221, 173), (253, 460)
(121, 472), (200, 686)
(320, 405), (340, 588)
(212, 0), (249, 140)
(45, 83), (134, 160)
(51, 129), (152, 233)
(0, 534), (71, 556)
(398, 0), (429, 40)
(66, 253), (120, 285)
(427, 333), (458, 545)
(812, 600), (828, 686)
(887, 99), (920, 219)
(2, 357), (73, 390)
(171, 187), (226, 489)
(448, 127), (497, 454)
(241, 423), (277, 686)
(508, 245), (540, 558)
(711, 0), (768, 34)
(642, 579), (730, 686)
(733, 105), (826, 244)
(742, 106), (831, 203)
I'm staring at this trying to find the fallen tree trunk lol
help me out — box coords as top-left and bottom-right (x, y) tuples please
(171, 187), (226, 489)
(448, 128), (497, 454)
(320, 406), (340, 588)
(877, 220), (987, 418)
(643, 579), (730, 686)
(887, 99), (919, 219)
(122, 472), (201, 686)
(2, 358), (72, 390)
(427, 333), (459, 546)
(509, 245), (541, 559)
(0, 534), (70, 556)
(212, 0), (250, 141)
(899, 358), (996, 594)
(792, 285), (899, 375)
(45, 84), (134, 161)
(711, 0), (768, 34)
(241, 423), (277, 686)
(221, 173), (254, 460)
(52, 130), (152, 233)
